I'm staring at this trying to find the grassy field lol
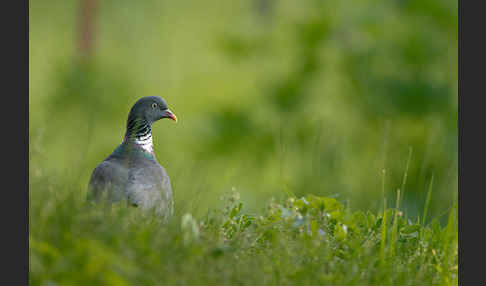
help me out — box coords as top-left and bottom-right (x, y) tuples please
(30, 183), (457, 285)
(30, 0), (457, 284)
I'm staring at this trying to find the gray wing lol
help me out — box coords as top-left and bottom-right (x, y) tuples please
(87, 159), (128, 203)
(126, 161), (173, 218)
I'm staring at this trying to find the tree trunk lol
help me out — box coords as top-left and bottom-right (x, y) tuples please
(77, 0), (98, 59)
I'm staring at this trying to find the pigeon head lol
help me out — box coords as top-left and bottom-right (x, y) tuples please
(124, 96), (177, 144)
(128, 96), (177, 124)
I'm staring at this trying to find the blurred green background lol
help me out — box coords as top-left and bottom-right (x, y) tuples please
(29, 0), (457, 222)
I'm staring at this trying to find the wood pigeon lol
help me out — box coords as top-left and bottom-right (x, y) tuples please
(87, 96), (177, 221)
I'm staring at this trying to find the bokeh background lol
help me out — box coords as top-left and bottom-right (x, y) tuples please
(30, 0), (457, 222)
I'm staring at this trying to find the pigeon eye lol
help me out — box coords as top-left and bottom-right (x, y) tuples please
(152, 103), (157, 109)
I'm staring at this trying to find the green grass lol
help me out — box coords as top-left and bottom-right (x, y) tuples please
(29, 182), (457, 286)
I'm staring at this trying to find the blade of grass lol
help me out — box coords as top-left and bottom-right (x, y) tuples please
(389, 189), (401, 258)
(440, 203), (457, 284)
(422, 174), (434, 225)
(381, 169), (386, 212)
(380, 199), (388, 264)
(400, 147), (413, 203)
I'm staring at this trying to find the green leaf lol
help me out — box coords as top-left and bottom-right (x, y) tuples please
(367, 212), (376, 229)
(230, 202), (242, 218)
(374, 218), (383, 230)
(335, 223), (348, 240)
(322, 197), (343, 213)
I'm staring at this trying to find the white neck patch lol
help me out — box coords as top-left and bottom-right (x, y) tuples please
(134, 133), (154, 153)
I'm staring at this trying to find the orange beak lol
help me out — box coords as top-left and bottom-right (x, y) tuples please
(165, 109), (177, 122)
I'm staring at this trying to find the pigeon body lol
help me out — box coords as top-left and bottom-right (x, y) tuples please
(87, 96), (177, 220)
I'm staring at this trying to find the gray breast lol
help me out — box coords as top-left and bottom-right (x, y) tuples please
(126, 157), (173, 219)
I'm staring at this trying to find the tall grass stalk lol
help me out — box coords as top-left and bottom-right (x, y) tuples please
(400, 147), (413, 203)
(441, 203), (458, 284)
(381, 169), (386, 212)
(380, 199), (388, 264)
(388, 189), (401, 258)
(422, 174), (434, 225)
